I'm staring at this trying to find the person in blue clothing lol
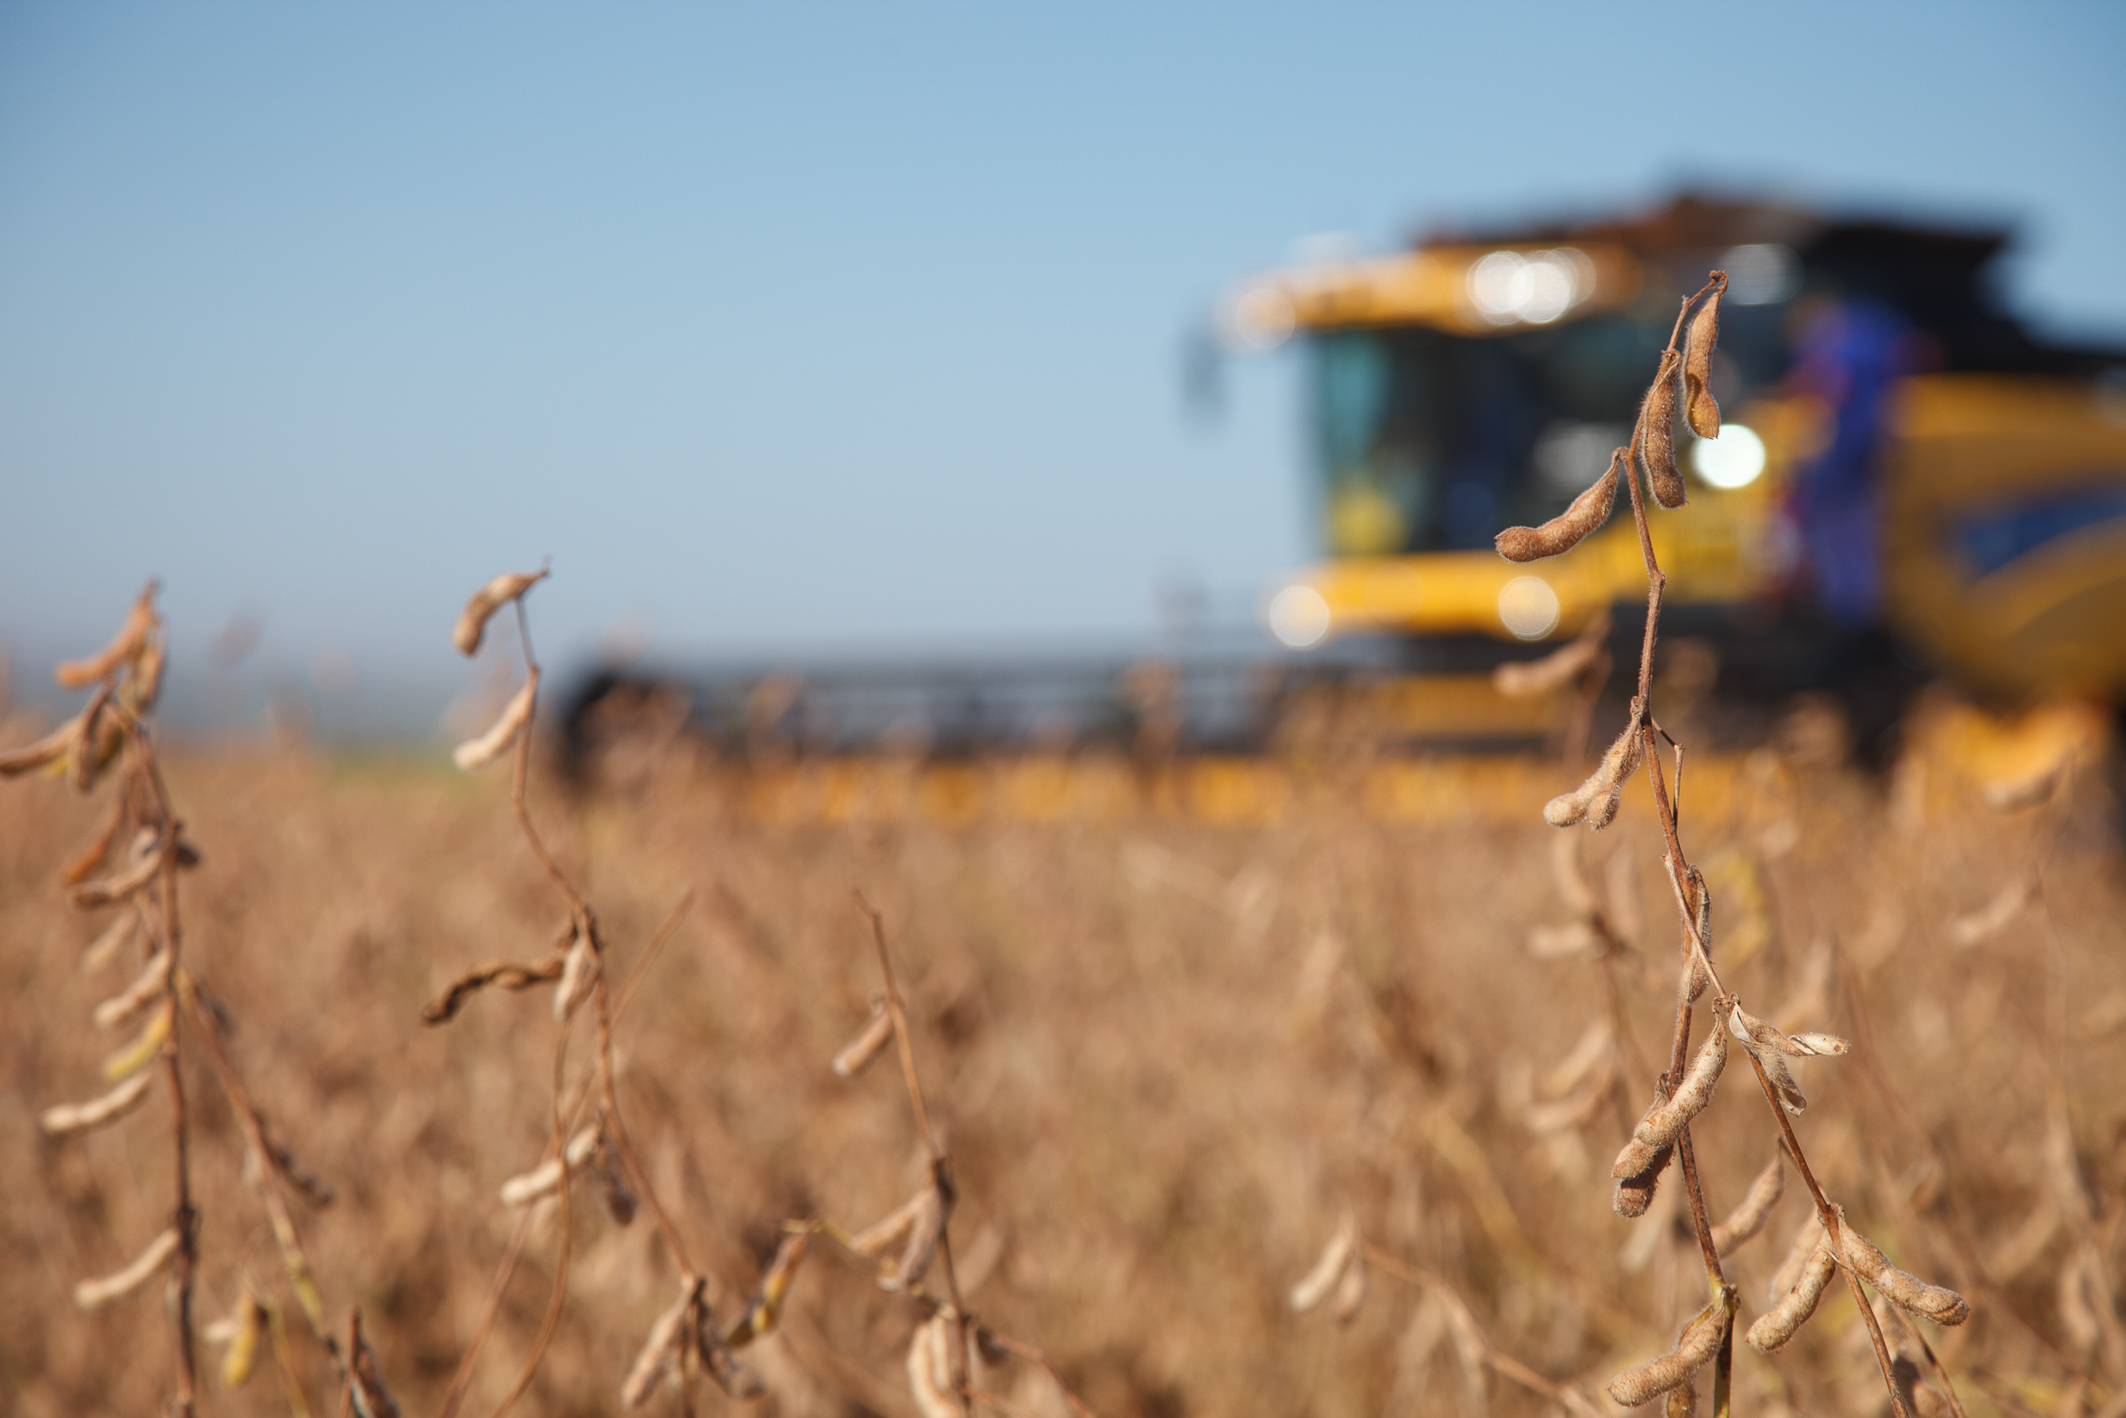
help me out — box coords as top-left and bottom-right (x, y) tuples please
(1783, 297), (1921, 627)
(1772, 294), (1937, 769)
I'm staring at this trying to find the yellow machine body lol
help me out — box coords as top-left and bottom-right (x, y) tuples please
(1236, 216), (2126, 707)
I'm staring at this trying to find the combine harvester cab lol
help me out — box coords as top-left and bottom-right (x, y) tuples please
(1229, 194), (2126, 749)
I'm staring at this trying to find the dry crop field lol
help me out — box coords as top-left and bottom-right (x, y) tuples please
(2, 714), (2124, 1417)
(6, 290), (2124, 1417)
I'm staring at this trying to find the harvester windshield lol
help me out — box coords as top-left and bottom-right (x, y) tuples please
(1311, 304), (1786, 557)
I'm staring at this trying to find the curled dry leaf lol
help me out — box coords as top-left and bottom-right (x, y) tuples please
(1640, 352), (1687, 509)
(1497, 449), (1623, 562)
(420, 951), (568, 1024)
(1612, 1028), (1726, 1180)
(72, 1226), (180, 1310)
(1726, 999), (1847, 1116)
(1545, 710), (1645, 830)
(1290, 1210), (1359, 1313)
(1709, 1157), (1784, 1255)
(833, 999), (896, 1078)
(39, 1068), (156, 1138)
(1682, 285), (1723, 440)
(1836, 1208), (1971, 1326)
(1607, 1296), (1728, 1406)
(1496, 612), (1611, 698)
(55, 585), (157, 690)
(621, 1279), (697, 1409)
(1727, 1001), (1849, 1059)
(1665, 1378), (1699, 1418)
(452, 570), (548, 657)
(453, 678), (536, 772)
(1747, 1224), (1836, 1354)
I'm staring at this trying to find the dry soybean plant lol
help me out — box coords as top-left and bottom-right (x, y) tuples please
(4, 583), (347, 1414)
(1500, 272), (1969, 1415)
(422, 567), (756, 1414)
(735, 896), (1096, 1418)
(425, 569), (1093, 1416)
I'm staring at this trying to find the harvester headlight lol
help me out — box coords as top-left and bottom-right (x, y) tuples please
(1692, 423), (1766, 489)
(1468, 248), (1592, 326)
(1268, 585), (1332, 649)
(1498, 576), (1561, 640)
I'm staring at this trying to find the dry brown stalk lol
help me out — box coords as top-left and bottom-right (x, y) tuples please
(432, 889), (693, 1418)
(427, 569), (736, 1416)
(1502, 269), (1975, 1417)
(5, 583), (358, 1415)
(749, 898), (1094, 1418)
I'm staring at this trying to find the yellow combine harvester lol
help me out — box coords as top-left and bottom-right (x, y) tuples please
(566, 196), (2123, 817)
(1229, 195), (2126, 736)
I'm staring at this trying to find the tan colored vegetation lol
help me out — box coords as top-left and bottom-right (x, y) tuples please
(1, 709), (2120, 1413)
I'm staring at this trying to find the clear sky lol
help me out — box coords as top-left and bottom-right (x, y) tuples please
(2, 2), (2122, 727)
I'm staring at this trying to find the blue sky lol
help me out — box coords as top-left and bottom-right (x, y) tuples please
(2, 2), (2122, 725)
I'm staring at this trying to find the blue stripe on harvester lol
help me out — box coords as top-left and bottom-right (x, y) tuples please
(1955, 480), (2126, 578)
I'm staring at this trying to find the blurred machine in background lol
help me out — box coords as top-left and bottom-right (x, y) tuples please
(1235, 194), (2126, 740)
(567, 194), (2126, 778)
